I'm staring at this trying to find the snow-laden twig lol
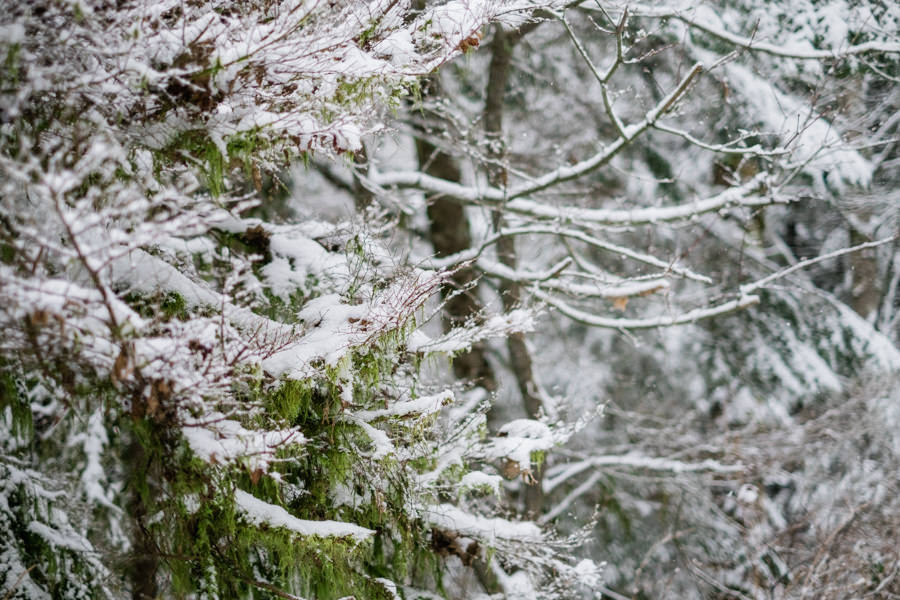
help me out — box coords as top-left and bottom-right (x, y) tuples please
(536, 289), (760, 329)
(626, 4), (900, 60)
(503, 173), (777, 225)
(653, 122), (790, 157)
(740, 235), (899, 296)
(478, 257), (670, 299)
(425, 225), (712, 282)
(544, 454), (746, 494)
(372, 168), (781, 225)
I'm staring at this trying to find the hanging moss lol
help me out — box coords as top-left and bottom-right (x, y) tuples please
(0, 370), (31, 440)
(266, 379), (316, 425)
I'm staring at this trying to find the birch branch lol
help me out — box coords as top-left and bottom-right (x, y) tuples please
(372, 169), (782, 227)
(503, 172), (777, 225)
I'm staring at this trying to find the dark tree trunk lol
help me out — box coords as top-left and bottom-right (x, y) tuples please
(415, 78), (497, 392)
(483, 25), (545, 517)
(125, 430), (159, 600)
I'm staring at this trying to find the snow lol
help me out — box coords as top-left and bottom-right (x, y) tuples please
(373, 30), (416, 66)
(459, 471), (502, 496)
(182, 413), (304, 472)
(27, 520), (94, 553)
(262, 294), (368, 377)
(426, 503), (542, 542)
(572, 558), (605, 587)
(348, 419), (395, 461)
(408, 309), (535, 354)
(482, 419), (556, 471)
(0, 266), (146, 336)
(0, 22), (25, 44)
(234, 489), (374, 542)
(355, 390), (454, 421)
(68, 410), (119, 513)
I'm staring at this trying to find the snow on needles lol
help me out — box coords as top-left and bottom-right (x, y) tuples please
(182, 413), (304, 473)
(426, 503), (542, 543)
(234, 489), (374, 542)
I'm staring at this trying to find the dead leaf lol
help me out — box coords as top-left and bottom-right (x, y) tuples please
(502, 459), (522, 480)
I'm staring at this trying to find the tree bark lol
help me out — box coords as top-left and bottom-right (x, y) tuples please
(125, 431), (159, 600)
(483, 25), (545, 517)
(415, 78), (498, 392)
(849, 226), (881, 320)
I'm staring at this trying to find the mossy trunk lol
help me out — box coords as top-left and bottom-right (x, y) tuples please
(124, 428), (159, 600)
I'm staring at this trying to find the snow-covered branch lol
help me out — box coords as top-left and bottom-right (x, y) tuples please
(740, 236), (899, 296)
(545, 454), (746, 494)
(537, 290), (760, 329)
(626, 4), (900, 60)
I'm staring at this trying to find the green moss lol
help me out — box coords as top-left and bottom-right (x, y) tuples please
(0, 370), (32, 440)
(100, 254), (450, 598)
(257, 287), (308, 323)
(227, 129), (267, 179)
(1, 42), (20, 87)
(154, 131), (231, 196)
(267, 379), (314, 424)
(530, 449), (547, 470)
(122, 290), (190, 322)
(205, 142), (225, 196)
(160, 291), (188, 320)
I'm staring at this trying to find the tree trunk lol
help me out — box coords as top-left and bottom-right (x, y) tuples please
(849, 226), (880, 320)
(125, 428), (159, 600)
(415, 78), (497, 392)
(483, 26), (545, 517)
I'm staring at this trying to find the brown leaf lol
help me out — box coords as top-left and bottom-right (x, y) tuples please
(252, 164), (262, 192)
(28, 310), (50, 326)
(249, 468), (263, 485)
(639, 284), (666, 297)
(146, 389), (159, 418)
(112, 350), (132, 383)
(456, 30), (483, 53)
(502, 459), (522, 480)
(612, 296), (629, 312)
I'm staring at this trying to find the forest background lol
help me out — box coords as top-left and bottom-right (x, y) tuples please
(1, 1), (899, 599)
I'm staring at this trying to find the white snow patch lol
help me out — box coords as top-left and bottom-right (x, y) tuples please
(483, 419), (556, 469)
(355, 390), (453, 421)
(459, 471), (502, 496)
(426, 503), (542, 542)
(182, 413), (304, 472)
(234, 489), (374, 541)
